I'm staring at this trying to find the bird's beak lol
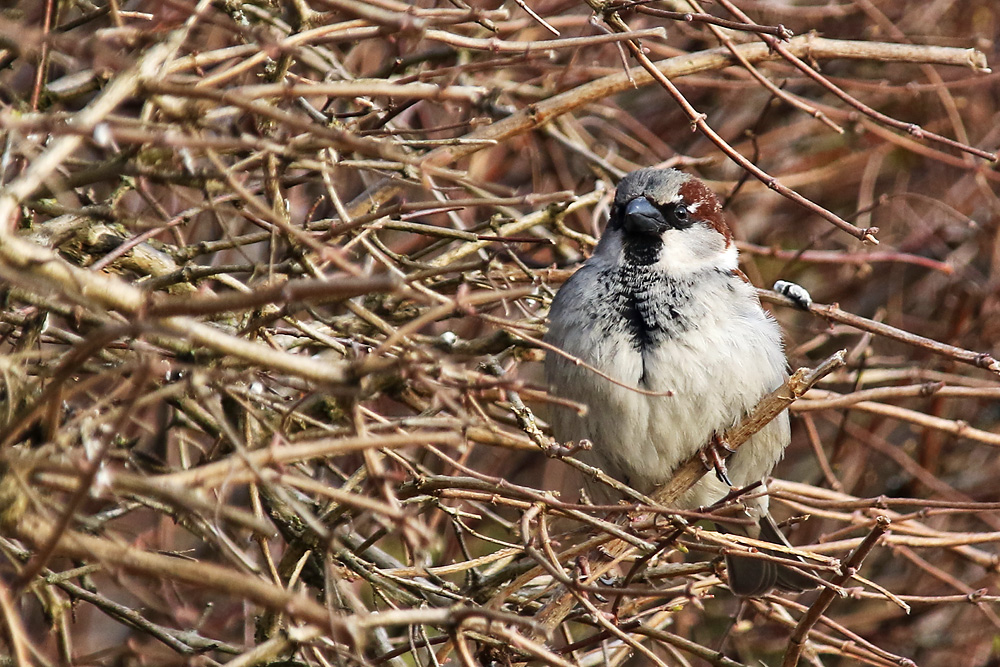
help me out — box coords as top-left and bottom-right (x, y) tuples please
(624, 197), (665, 235)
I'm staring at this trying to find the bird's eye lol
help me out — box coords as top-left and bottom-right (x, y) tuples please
(673, 203), (690, 224)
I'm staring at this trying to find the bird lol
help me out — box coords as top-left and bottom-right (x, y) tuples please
(544, 167), (812, 596)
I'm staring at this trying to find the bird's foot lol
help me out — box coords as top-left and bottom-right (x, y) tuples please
(698, 433), (736, 487)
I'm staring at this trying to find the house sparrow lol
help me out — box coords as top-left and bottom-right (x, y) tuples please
(544, 168), (812, 596)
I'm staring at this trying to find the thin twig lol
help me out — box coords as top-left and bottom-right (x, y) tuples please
(782, 516), (892, 667)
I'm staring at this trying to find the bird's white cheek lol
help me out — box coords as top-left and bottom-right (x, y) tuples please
(654, 228), (736, 274)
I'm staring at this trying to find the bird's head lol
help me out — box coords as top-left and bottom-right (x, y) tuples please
(599, 168), (736, 273)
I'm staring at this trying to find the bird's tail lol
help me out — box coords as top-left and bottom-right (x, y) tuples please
(724, 512), (816, 597)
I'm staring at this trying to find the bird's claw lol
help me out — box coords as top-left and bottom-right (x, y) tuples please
(698, 434), (735, 487)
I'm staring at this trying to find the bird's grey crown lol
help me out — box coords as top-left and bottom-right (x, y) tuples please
(614, 167), (692, 206)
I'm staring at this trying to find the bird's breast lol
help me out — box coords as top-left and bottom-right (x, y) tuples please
(545, 264), (788, 494)
(601, 266), (699, 356)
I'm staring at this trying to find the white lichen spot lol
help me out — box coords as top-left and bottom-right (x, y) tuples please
(773, 280), (813, 310)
